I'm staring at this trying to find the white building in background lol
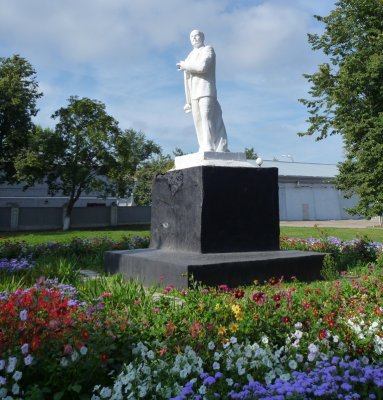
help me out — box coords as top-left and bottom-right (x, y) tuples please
(0, 160), (360, 221)
(248, 160), (360, 221)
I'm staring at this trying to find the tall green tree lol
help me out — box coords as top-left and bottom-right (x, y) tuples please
(16, 97), (160, 230)
(107, 129), (161, 199)
(299, 0), (383, 218)
(16, 96), (120, 229)
(244, 147), (258, 160)
(0, 55), (42, 182)
(133, 154), (174, 206)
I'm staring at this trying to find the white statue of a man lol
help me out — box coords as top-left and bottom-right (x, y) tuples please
(177, 30), (229, 153)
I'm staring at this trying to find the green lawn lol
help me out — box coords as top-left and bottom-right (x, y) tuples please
(0, 225), (150, 245)
(280, 226), (383, 242)
(1, 224), (383, 244)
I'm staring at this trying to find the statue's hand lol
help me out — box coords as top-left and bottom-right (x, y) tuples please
(177, 61), (186, 71)
(184, 104), (192, 113)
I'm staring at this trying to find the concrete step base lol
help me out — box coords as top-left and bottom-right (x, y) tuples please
(105, 249), (326, 289)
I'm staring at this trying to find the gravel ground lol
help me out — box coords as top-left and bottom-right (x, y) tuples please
(280, 217), (382, 228)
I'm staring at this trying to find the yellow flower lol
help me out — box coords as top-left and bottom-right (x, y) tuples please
(215, 303), (221, 311)
(231, 304), (243, 321)
(218, 325), (227, 336)
(231, 304), (241, 315)
(229, 322), (239, 333)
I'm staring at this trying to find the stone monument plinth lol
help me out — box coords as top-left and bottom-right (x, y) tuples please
(105, 154), (326, 288)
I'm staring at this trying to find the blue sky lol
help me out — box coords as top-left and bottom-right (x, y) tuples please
(0, 0), (343, 163)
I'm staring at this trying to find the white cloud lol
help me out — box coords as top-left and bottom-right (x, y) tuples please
(0, 0), (341, 162)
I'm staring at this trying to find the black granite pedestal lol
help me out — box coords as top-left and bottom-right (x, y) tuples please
(105, 166), (325, 289)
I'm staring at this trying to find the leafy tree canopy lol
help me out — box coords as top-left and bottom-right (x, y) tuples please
(299, 0), (383, 218)
(244, 147), (258, 160)
(0, 55), (42, 182)
(133, 154), (174, 206)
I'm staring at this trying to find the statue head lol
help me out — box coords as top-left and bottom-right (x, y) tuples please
(190, 30), (204, 48)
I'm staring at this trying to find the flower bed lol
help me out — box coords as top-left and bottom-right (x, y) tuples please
(1, 235), (383, 398)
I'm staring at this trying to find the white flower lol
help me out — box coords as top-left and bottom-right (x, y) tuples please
(294, 330), (303, 340)
(308, 353), (316, 362)
(6, 357), (17, 373)
(358, 333), (365, 340)
(295, 354), (304, 363)
(198, 385), (207, 395)
(332, 335), (339, 343)
(80, 346), (88, 356)
(0, 376), (6, 385)
(237, 366), (246, 375)
(60, 358), (68, 367)
(12, 383), (20, 395)
(21, 343), (29, 355)
(226, 378), (234, 386)
(280, 373), (291, 382)
(288, 360), (297, 370)
(12, 371), (22, 381)
(230, 337), (237, 344)
(71, 351), (79, 362)
(146, 350), (155, 360)
(138, 384), (148, 398)
(24, 354), (33, 366)
(208, 341), (215, 350)
(179, 369), (188, 379)
(213, 362), (220, 370)
(294, 322), (303, 329)
(99, 387), (112, 398)
(19, 310), (28, 321)
(308, 343), (318, 354)
(0, 389), (7, 398)
(261, 336), (269, 345)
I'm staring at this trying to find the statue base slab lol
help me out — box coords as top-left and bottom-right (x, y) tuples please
(174, 151), (255, 170)
(105, 249), (325, 289)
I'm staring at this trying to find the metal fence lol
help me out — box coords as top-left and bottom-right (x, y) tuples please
(0, 206), (151, 231)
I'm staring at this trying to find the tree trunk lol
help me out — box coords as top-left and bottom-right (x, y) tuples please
(62, 201), (75, 231)
(63, 215), (71, 231)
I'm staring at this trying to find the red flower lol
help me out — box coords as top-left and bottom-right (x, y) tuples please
(234, 289), (245, 299)
(318, 330), (327, 340)
(100, 352), (108, 363)
(101, 292), (113, 298)
(273, 294), (281, 302)
(281, 315), (290, 324)
(252, 292), (266, 305)
(81, 330), (90, 341)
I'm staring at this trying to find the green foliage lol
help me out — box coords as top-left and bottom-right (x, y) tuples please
(15, 96), (120, 225)
(0, 227), (150, 245)
(107, 129), (161, 199)
(133, 154), (174, 205)
(0, 55), (43, 182)
(14, 97), (160, 229)
(320, 254), (339, 280)
(299, 0), (383, 218)
(244, 147), (257, 160)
